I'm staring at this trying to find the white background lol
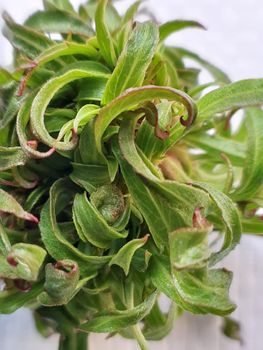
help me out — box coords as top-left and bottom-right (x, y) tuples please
(0, 1), (263, 349)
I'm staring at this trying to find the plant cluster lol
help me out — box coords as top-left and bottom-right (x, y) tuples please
(0, 0), (262, 349)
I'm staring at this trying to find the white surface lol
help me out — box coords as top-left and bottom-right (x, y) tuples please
(0, 0), (263, 349)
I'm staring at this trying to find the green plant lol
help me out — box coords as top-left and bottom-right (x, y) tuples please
(0, 0), (262, 349)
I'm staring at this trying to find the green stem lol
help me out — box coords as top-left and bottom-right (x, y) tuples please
(59, 332), (88, 350)
(132, 324), (150, 350)
(126, 281), (149, 350)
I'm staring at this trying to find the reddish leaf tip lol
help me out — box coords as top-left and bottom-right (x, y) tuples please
(7, 256), (18, 267)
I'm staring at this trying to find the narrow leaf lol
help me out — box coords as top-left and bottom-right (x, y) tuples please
(102, 21), (159, 104)
(159, 20), (205, 42)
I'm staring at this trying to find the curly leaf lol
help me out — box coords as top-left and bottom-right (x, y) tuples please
(5, 243), (46, 281)
(73, 192), (128, 249)
(78, 292), (156, 333)
(143, 303), (177, 341)
(150, 257), (235, 316)
(96, 85), (197, 158)
(113, 140), (210, 249)
(38, 260), (80, 306)
(193, 182), (242, 264)
(39, 179), (111, 274)
(30, 62), (110, 152)
(35, 41), (99, 67)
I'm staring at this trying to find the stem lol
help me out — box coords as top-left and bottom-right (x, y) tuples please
(126, 282), (149, 350)
(58, 332), (88, 350)
(132, 324), (150, 350)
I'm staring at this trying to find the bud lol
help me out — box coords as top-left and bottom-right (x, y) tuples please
(6, 243), (46, 281)
(90, 185), (125, 225)
(38, 260), (79, 306)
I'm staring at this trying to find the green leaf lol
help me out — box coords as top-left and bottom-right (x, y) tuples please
(0, 147), (27, 171)
(113, 140), (210, 249)
(38, 260), (80, 306)
(0, 68), (16, 87)
(0, 282), (43, 314)
(174, 47), (230, 84)
(102, 21), (159, 104)
(25, 10), (94, 37)
(35, 41), (99, 68)
(95, 86), (197, 159)
(70, 163), (110, 192)
(150, 257), (235, 316)
(3, 12), (54, 58)
(43, 0), (74, 13)
(159, 20), (205, 42)
(77, 77), (108, 101)
(78, 292), (156, 333)
(30, 62), (110, 152)
(0, 220), (11, 255)
(197, 79), (263, 123)
(109, 235), (149, 275)
(186, 133), (245, 166)
(230, 108), (263, 201)
(169, 227), (211, 270)
(0, 83), (22, 131)
(6, 243), (47, 281)
(73, 104), (100, 133)
(0, 189), (38, 223)
(39, 179), (111, 275)
(193, 182), (242, 264)
(73, 192), (128, 249)
(143, 303), (177, 341)
(95, 0), (117, 68)
(121, 1), (141, 26)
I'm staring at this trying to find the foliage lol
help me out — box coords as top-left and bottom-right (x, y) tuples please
(0, 0), (262, 349)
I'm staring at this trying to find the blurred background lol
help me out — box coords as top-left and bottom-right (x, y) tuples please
(0, 0), (262, 349)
